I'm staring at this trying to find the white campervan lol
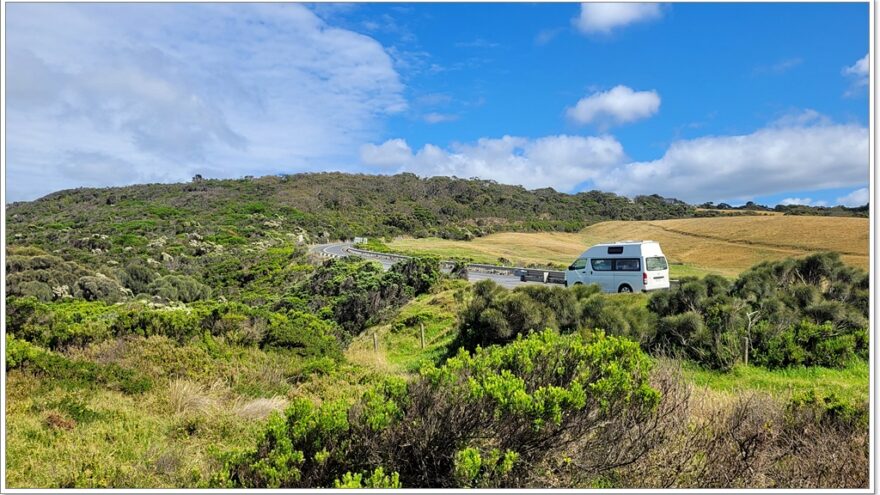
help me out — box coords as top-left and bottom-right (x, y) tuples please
(565, 241), (669, 293)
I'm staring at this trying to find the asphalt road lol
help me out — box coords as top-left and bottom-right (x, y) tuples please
(312, 242), (533, 289)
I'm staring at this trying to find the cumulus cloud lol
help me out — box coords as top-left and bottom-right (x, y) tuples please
(593, 113), (868, 203)
(5, 3), (405, 202)
(361, 109), (866, 203)
(844, 54), (869, 78)
(843, 54), (868, 96)
(779, 197), (813, 206)
(573, 3), (663, 35)
(836, 187), (869, 207)
(566, 85), (661, 128)
(361, 134), (626, 191)
(779, 197), (827, 207)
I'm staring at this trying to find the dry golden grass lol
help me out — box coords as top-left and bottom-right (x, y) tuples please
(387, 216), (869, 277)
(232, 396), (289, 420)
(345, 332), (399, 376)
(167, 379), (220, 415)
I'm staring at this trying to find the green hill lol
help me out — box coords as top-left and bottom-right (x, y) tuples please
(8, 172), (696, 250)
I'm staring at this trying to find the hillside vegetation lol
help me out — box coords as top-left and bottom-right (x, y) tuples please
(7, 172), (697, 252)
(4, 173), (869, 488)
(384, 215), (869, 277)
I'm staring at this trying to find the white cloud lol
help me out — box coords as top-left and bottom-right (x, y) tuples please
(566, 85), (661, 128)
(360, 139), (413, 168)
(594, 113), (868, 203)
(843, 54), (868, 96)
(844, 54), (869, 78)
(778, 197), (827, 207)
(362, 111), (866, 203)
(5, 4), (405, 202)
(836, 187), (869, 207)
(361, 134), (626, 191)
(573, 3), (663, 35)
(779, 197), (813, 206)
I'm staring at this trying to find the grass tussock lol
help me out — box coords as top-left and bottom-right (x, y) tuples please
(232, 396), (289, 420)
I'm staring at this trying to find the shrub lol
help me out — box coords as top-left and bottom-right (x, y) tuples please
(75, 275), (129, 302)
(261, 311), (342, 360)
(303, 256), (440, 338)
(149, 275), (212, 303)
(120, 261), (157, 295)
(646, 253), (868, 369)
(454, 281), (654, 352)
(222, 330), (662, 488)
(6, 335), (152, 394)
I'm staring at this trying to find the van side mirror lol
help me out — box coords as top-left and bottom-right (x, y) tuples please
(568, 264), (575, 271)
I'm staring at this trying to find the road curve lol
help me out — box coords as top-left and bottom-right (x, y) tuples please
(311, 242), (535, 290)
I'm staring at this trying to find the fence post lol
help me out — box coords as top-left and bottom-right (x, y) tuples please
(373, 333), (379, 353)
(420, 322), (425, 349)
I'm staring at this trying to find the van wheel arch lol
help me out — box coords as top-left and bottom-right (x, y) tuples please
(618, 284), (633, 293)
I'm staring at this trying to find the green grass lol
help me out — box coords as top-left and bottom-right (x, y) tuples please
(682, 358), (869, 404)
(346, 280), (467, 374)
(5, 371), (265, 488)
(5, 334), (385, 488)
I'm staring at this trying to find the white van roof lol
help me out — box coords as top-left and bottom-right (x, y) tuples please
(579, 240), (665, 258)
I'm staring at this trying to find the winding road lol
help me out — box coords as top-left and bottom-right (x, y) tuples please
(312, 242), (538, 289)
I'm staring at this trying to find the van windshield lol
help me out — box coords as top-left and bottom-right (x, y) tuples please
(646, 256), (668, 271)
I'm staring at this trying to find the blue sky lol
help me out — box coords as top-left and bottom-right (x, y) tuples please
(5, 2), (870, 206)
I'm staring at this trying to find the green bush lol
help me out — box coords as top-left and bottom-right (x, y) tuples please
(222, 330), (660, 488)
(149, 275), (212, 303)
(261, 311), (342, 360)
(6, 335), (151, 394)
(453, 281), (654, 352)
(303, 256), (440, 339)
(647, 252), (868, 370)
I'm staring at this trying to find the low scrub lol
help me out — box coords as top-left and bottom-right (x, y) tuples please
(452, 281), (654, 352)
(6, 335), (151, 394)
(219, 330), (662, 488)
(647, 252), (868, 369)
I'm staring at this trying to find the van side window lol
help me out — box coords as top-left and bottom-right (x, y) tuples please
(591, 259), (613, 271)
(614, 258), (641, 271)
(607, 246), (624, 254)
(570, 258), (587, 270)
(646, 256), (668, 271)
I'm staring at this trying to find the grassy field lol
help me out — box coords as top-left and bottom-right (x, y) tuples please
(682, 359), (869, 404)
(385, 215), (869, 278)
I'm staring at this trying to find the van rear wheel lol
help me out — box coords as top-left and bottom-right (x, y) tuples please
(618, 284), (633, 293)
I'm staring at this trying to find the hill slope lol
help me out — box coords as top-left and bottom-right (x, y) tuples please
(7, 172), (696, 254)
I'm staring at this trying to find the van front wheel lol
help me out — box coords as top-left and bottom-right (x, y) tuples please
(618, 284), (633, 293)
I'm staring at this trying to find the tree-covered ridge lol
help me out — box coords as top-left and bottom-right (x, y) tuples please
(7, 173), (697, 251)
